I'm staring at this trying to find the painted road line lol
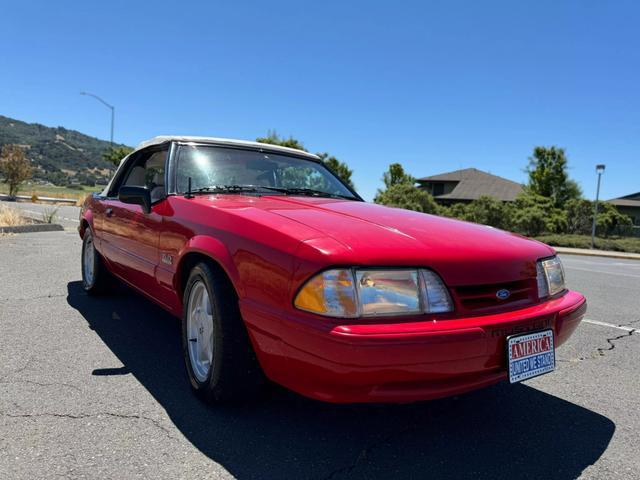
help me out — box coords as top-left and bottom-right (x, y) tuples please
(583, 319), (636, 332)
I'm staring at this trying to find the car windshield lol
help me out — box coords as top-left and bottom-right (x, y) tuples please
(175, 145), (357, 199)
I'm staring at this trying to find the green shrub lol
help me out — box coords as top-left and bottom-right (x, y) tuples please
(535, 234), (640, 254)
(374, 183), (439, 214)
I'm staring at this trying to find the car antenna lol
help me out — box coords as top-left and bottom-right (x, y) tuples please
(185, 177), (194, 199)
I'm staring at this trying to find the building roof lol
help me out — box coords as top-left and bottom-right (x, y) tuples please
(417, 168), (524, 202)
(607, 192), (640, 208)
(136, 136), (320, 160)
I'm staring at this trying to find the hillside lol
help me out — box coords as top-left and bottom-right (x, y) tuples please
(0, 115), (130, 186)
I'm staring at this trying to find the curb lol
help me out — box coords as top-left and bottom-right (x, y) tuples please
(554, 247), (640, 261)
(0, 223), (64, 234)
(0, 194), (78, 205)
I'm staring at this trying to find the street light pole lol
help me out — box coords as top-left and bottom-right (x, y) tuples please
(80, 92), (115, 147)
(591, 164), (606, 249)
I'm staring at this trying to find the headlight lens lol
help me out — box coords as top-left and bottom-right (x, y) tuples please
(357, 270), (422, 316)
(537, 256), (566, 298)
(295, 268), (453, 318)
(293, 269), (358, 317)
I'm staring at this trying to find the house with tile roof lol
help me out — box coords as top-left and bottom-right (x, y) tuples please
(417, 168), (524, 205)
(607, 192), (640, 226)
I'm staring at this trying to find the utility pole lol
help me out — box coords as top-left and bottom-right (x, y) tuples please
(591, 164), (606, 249)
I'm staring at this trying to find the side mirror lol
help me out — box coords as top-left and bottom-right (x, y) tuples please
(118, 186), (151, 214)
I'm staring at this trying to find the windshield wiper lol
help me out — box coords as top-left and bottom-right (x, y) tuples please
(256, 186), (355, 200)
(187, 184), (355, 200)
(189, 185), (260, 194)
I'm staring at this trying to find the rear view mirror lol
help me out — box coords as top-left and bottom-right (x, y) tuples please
(119, 186), (151, 214)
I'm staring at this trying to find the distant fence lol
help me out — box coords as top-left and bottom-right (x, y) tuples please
(0, 194), (77, 205)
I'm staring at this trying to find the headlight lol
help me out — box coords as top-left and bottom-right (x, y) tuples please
(294, 268), (453, 318)
(293, 269), (358, 318)
(537, 256), (566, 298)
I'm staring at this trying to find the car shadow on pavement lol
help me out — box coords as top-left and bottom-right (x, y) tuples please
(66, 281), (614, 480)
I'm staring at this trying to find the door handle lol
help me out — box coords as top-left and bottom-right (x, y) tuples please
(105, 208), (113, 217)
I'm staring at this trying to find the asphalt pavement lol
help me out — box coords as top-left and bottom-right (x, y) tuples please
(0, 231), (638, 479)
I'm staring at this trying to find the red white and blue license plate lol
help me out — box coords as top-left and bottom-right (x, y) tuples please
(507, 329), (555, 383)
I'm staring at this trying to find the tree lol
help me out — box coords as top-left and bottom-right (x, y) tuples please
(255, 131), (355, 188)
(317, 152), (354, 189)
(374, 182), (439, 214)
(0, 144), (32, 198)
(382, 163), (414, 189)
(439, 202), (469, 220)
(512, 192), (567, 236)
(526, 146), (582, 208)
(256, 130), (306, 151)
(439, 197), (514, 230)
(373, 163), (438, 213)
(596, 202), (633, 237)
(102, 146), (134, 166)
(564, 198), (594, 235)
(462, 196), (514, 231)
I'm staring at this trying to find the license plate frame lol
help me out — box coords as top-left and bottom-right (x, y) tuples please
(507, 329), (555, 384)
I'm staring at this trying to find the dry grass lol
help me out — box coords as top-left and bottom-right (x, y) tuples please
(0, 205), (26, 227)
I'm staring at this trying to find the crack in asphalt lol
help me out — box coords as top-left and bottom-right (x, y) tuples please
(596, 319), (639, 357)
(0, 379), (82, 392)
(558, 319), (639, 363)
(0, 355), (36, 382)
(0, 292), (68, 303)
(0, 411), (179, 441)
(597, 329), (636, 356)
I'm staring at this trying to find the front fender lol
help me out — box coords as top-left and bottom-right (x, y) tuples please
(79, 206), (94, 239)
(175, 235), (244, 298)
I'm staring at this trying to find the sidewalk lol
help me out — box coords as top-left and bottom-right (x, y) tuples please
(554, 246), (640, 260)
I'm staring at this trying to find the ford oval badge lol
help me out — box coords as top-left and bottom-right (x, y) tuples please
(496, 289), (511, 300)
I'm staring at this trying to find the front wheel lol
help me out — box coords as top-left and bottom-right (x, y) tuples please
(182, 262), (263, 403)
(81, 228), (114, 294)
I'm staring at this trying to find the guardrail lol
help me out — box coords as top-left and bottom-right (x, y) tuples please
(0, 194), (78, 205)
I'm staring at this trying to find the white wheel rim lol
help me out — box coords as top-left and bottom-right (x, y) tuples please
(187, 280), (214, 382)
(83, 235), (95, 286)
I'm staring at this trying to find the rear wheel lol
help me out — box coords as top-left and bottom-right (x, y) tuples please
(81, 228), (115, 295)
(182, 262), (263, 403)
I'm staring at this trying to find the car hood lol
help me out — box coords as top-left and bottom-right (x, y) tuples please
(196, 195), (554, 285)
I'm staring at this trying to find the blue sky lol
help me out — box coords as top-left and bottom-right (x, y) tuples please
(1, 0), (638, 201)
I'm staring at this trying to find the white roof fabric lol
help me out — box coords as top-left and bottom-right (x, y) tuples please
(136, 136), (320, 160)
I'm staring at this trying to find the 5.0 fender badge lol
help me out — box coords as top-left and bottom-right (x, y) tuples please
(161, 253), (173, 265)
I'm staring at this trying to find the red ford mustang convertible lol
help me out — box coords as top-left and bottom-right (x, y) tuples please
(79, 136), (586, 404)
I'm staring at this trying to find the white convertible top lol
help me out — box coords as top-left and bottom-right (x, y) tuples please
(137, 136), (320, 160)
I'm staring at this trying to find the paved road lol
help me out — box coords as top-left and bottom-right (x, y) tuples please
(0, 231), (638, 479)
(0, 200), (81, 229)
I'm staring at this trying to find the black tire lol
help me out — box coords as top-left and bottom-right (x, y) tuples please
(81, 228), (115, 295)
(182, 261), (264, 403)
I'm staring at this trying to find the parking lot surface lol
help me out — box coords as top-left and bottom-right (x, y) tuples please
(1, 231), (638, 479)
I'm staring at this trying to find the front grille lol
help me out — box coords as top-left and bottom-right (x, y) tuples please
(452, 279), (538, 314)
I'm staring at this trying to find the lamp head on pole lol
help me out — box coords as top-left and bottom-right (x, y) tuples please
(596, 164), (606, 174)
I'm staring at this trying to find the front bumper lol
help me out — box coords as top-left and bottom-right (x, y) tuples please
(241, 290), (586, 404)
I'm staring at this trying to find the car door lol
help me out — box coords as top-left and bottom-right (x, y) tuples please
(100, 146), (169, 302)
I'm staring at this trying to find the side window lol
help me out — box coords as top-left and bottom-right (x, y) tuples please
(120, 149), (167, 202)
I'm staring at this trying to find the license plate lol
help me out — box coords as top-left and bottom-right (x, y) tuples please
(507, 329), (555, 383)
